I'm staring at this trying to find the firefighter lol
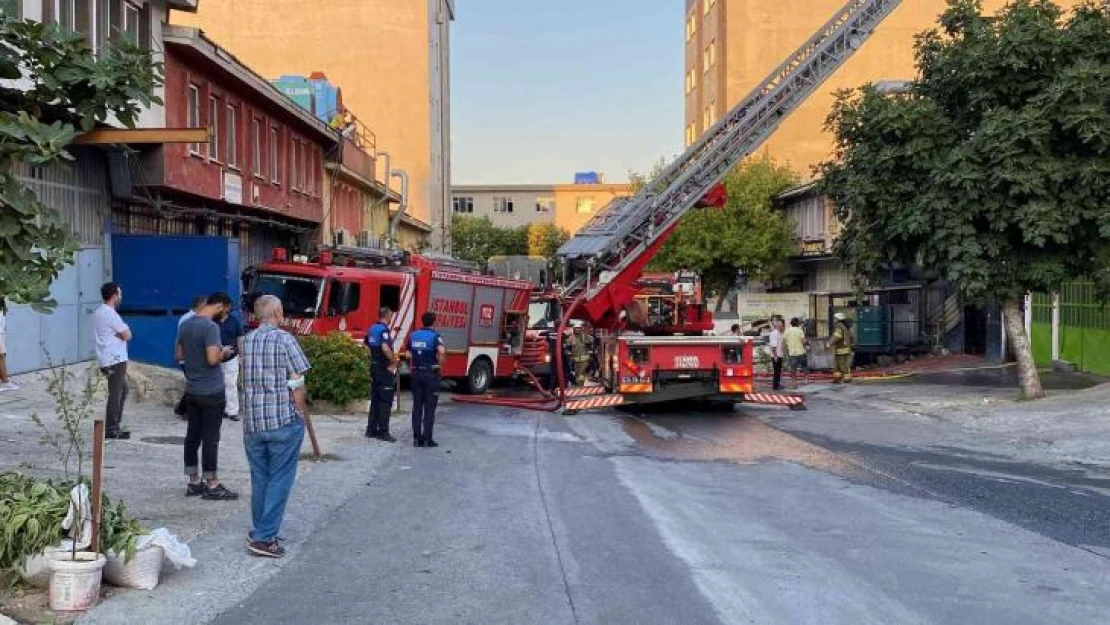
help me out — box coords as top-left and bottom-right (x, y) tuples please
(829, 312), (854, 384)
(365, 306), (399, 442)
(406, 311), (446, 448)
(571, 323), (591, 386)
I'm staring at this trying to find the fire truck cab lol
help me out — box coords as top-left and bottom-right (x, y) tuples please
(245, 247), (533, 394)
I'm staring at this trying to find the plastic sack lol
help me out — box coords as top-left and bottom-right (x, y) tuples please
(61, 483), (93, 550)
(104, 545), (164, 590)
(103, 528), (194, 590)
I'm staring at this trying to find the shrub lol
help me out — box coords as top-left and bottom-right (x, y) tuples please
(298, 332), (370, 406)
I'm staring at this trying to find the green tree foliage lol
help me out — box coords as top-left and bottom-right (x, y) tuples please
(523, 222), (570, 258)
(298, 332), (370, 406)
(0, 17), (163, 309)
(628, 157), (667, 194)
(648, 154), (800, 309)
(818, 0), (1110, 399)
(451, 216), (569, 267)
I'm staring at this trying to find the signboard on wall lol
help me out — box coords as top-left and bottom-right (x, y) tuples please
(801, 239), (827, 256)
(223, 171), (243, 205)
(735, 292), (810, 326)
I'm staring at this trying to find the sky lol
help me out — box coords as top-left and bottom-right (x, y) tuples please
(449, 0), (685, 185)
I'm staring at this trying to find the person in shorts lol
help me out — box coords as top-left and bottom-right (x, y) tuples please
(783, 317), (809, 388)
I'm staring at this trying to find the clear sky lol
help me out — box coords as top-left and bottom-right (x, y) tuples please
(449, 0), (684, 185)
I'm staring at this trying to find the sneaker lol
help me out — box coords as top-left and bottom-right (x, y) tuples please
(246, 539), (285, 558)
(202, 484), (239, 500)
(105, 430), (132, 440)
(186, 483), (205, 497)
(0, 382), (19, 391)
(424, 439), (439, 448)
(376, 433), (397, 443)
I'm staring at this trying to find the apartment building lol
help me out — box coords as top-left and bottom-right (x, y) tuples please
(173, 0), (455, 250)
(683, 0), (1084, 178)
(451, 183), (632, 235)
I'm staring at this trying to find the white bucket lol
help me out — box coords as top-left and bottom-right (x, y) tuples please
(47, 552), (107, 612)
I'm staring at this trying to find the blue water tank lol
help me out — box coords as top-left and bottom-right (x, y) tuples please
(574, 171), (601, 184)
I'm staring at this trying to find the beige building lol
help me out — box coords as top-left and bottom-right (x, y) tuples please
(173, 0), (454, 249)
(684, 0), (1083, 178)
(451, 183), (633, 235)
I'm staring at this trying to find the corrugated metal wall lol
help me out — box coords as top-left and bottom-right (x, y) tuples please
(13, 147), (111, 246)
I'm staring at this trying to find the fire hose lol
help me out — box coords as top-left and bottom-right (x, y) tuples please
(449, 292), (587, 412)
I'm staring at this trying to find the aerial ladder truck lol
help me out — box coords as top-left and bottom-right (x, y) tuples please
(459, 0), (905, 412)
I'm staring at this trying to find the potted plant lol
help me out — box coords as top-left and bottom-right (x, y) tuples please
(29, 363), (109, 611)
(2, 472), (70, 587)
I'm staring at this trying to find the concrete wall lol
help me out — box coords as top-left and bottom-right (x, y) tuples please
(451, 186), (557, 230)
(174, 0), (444, 231)
(687, 0), (1085, 177)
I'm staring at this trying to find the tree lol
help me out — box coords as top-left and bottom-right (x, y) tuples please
(648, 154), (799, 310)
(0, 17), (162, 309)
(628, 157), (668, 194)
(523, 223), (570, 258)
(451, 215), (526, 266)
(818, 0), (1110, 400)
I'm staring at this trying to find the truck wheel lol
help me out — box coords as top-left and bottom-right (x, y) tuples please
(466, 358), (493, 395)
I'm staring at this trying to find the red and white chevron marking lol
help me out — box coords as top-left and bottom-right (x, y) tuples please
(564, 386), (607, 398)
(564, 394), (626, 411)
(391, 274), (416, 347)
(744, 392), (805, 407)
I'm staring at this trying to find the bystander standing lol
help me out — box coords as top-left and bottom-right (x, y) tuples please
(783, 317), (809, 389)
(769, 317), (785, 391)
(0, 297), (14, 391)
(241, 295), (311, 558)
(218, 304), (245, 422)
(177, 292), (238, 501)
(92, 283), (132, 439)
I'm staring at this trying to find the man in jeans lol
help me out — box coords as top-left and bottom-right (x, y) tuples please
(92, 283), (132, 439)
(241, 295), (310, 558)
(177, 293), (238, 501)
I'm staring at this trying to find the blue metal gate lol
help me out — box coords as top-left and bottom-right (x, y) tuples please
(112, 235), (241, 368)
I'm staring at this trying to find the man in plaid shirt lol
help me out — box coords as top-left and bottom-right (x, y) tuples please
(240, 295), (311, 558)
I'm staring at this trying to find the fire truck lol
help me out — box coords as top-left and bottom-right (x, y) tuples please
(243, 246), (533, 394)
(536, 0), (902, 412)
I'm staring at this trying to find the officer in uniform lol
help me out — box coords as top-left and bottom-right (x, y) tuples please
(365, 306), (399, 442)
(406, 311), (446, 447)
(829, 312), (855, 384)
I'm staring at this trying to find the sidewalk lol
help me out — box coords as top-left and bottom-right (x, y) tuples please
(0, 364), (407, 624)
(791, 376), (1110, 469)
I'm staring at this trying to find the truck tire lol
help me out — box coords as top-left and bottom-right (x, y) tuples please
(466, 358), (493, 395)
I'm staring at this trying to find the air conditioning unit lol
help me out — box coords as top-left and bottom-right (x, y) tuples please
(356, 230), (376, 248)
(332, 229), (350, 247)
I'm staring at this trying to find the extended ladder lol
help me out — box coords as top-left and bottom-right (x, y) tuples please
(555, 0), (903, 306)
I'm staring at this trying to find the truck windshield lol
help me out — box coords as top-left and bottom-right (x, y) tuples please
(528, 300), (558, 329)
(250, 273), (323, 318)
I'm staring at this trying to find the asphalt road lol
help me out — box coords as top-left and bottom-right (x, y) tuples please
(213, 396), (1110, 625)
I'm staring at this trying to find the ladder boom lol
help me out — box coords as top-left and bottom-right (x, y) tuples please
(555, 0), (903, 323)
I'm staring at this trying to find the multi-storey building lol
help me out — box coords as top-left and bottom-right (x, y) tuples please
(683, 0), (1083, 178)
(173, 0), (454, 250)
(450, 183), (633, 235)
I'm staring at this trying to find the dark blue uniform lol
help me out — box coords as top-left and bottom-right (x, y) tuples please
(365, 321), (396, 437)
(407, 327), (444, 444)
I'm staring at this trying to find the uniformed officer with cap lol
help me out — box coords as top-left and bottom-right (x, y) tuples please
(365, 306), (399, 442)
(406, 311), (446, 447)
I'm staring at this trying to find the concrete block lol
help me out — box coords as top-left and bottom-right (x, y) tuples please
(1052, 360), (1077, 373)
(128, 362), (184, 406)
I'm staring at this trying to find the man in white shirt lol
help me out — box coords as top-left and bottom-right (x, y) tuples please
(92, 282), (132, 439)
(768, 317), (785, 391)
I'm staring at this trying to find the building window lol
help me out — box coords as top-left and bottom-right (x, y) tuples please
(303, 144), (312, 195)
(703, 0), (714, 16)
(686, 69), (696, 95)
(493, 196), (514, 213)
(703, 104), (715, 130)
(536, 197), (555, 213)
(186, 84), (200, 155)
(270, 126), (279, 183)
(685, 123), (696, 147)
(226, 103), (238, 168)
(122, 1), (140, 45)
(685, 13), (696, 42)
(45, 0), (77, 31)
(576, 196), (595, 214)
(452, 197), (474, 214)
(251, 118), (262, 177)
(290, 139), (300, 191)
(703, 40), (716, 74)
(208, 95), (220, 162)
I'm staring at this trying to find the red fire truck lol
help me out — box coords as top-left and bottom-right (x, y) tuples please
(244, 246), (533, 394)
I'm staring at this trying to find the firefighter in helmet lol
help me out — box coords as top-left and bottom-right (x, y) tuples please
(828, 312), (854, 384)
(570, 322), (592, 386)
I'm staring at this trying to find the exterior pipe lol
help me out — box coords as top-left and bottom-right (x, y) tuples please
(388, 168), (409, 249)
